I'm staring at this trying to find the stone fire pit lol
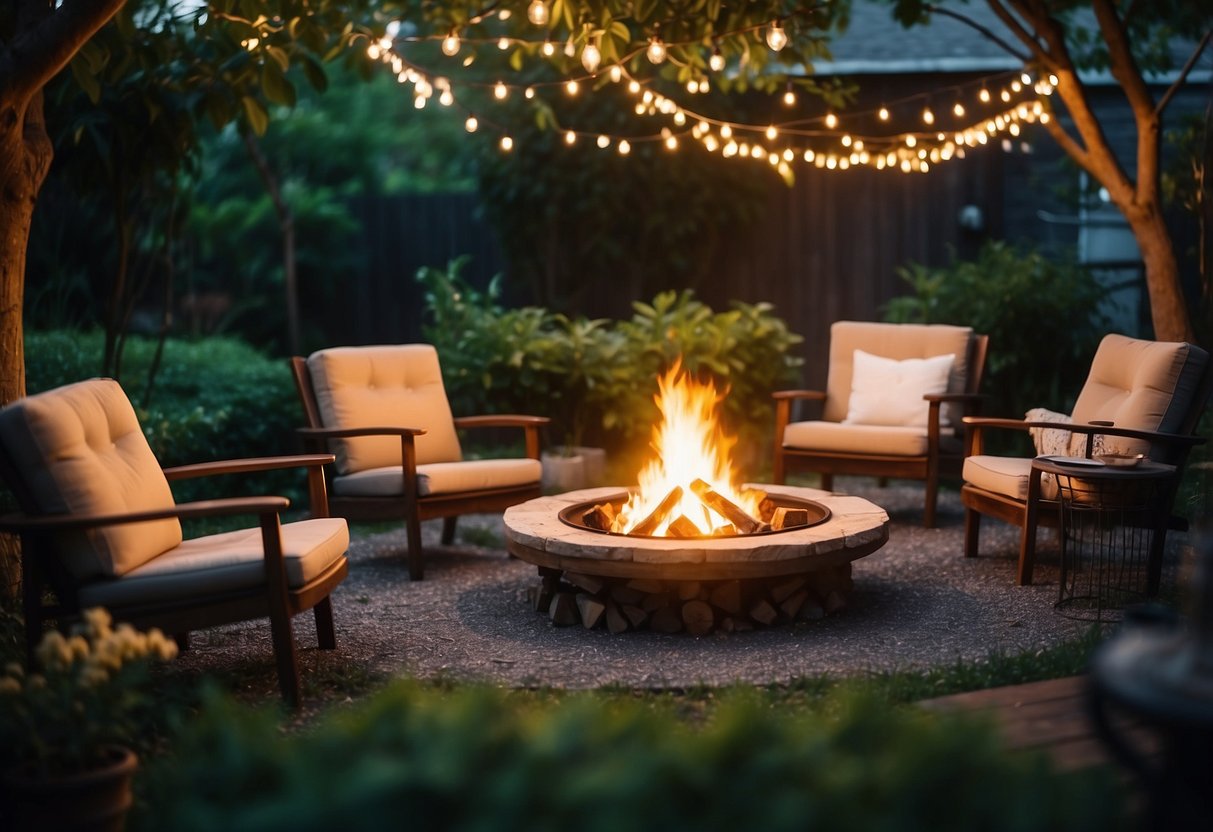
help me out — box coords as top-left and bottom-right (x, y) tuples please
(503, 484), (889, 635)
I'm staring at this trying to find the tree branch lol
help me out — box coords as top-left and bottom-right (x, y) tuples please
(1156, 30), (1212, 117)
(923, 4), (1031, 63)
(983, 0), (1056, 69)
(1091, 0), (1156, 115)
(0, 0), (127, 104)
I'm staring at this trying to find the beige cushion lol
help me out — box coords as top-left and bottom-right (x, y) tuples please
(963, 455), (1061, 501)
(824, 321), (973, 426)
(1025, 407), (1074, 457)
(1070, 335), (1208, 460)
(307, 345), (463, 475)
(0, 379), (181, 579)
(79, 518), (349, 608)
(844, 350), (955, 427)
(333, 458), (542, 498)
(783, 421), (962, 457)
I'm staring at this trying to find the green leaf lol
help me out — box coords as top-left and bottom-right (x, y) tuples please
(299, 55), (328, 93)
(264, 45), (290, 72)
(241, 96), (269, 135)
(69, 58), (102, 104)
(261, 61), (296, 107)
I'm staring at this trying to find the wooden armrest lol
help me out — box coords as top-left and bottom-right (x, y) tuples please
(453, 415), (551, 429)
(772, 389), (826, 401)
(0, 496), (291, 533)
(962, 416), (1032, 431)
(163, 454), (336, 481)
(297, 426), (426, 439)
(1050, 422), (1205, 446)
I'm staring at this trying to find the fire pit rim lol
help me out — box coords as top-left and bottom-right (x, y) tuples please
(557, 491), (832, 538)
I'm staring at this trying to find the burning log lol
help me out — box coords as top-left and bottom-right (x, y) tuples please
(582, 502), (616, 531)
(771, 506), (810, 530)
(666, 514), (702, 538)
(689, 479), (761, 534)
(629, 486), (685, 536)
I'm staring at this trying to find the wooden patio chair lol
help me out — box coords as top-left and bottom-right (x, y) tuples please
(961, 333), (1210, 585)
(773, 321), (989, 527)
(0, 379), (349, 706)
(289, 344), (549, 580)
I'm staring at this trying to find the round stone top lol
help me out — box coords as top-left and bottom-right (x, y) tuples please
(503, 484), (889, 581)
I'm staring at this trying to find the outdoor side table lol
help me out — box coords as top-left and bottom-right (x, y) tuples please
(1031, 456), (1177, 622)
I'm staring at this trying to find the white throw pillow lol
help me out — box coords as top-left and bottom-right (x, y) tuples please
(1026, 407), (1074, 457)
(843, 350), (955, 428)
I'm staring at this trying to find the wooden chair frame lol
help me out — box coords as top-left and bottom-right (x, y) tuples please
(290, 356), (549, 580)
(0, 451), (348, 707)
(961, 417), (1207, 586)
(773, 334), (989, 528)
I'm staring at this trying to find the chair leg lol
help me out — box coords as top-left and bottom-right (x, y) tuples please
(313, 596), (337, 650)
(963, 508), (980, 557)
(1017, 506), (1040, 586)
(441, 516), (458, 545)
(268, 605), (300, 707)
(405, 517), (425, 580)
(923, 481), (938, 529)
(820, 473), (834, 492)
(773, 451), (786, 484)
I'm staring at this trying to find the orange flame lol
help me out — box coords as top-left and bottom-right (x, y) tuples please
(615, 362), (762, 536)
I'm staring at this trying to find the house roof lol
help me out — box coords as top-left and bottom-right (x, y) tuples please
(811, 1), (1209, 82)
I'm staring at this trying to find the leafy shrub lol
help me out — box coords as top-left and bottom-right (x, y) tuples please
(25, 330), (302, 503)
(883, 242), (1110, 444)
(418, 259), (803, 466)
(134, 682), (1126, 832)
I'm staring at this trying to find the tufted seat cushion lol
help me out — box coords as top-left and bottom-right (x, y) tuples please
(79, 518), (349, 607)
(0, 379), (182, 579)
(333, 458), (543, 497)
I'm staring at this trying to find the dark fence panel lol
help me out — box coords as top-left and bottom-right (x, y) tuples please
(324, 194), (505, 348)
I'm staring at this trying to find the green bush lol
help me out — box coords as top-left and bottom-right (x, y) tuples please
(883, 242), (1110, 430)
(25, 330), (302, 503)
(418, 259), (803, 465)
(134, 682), (1126, 832)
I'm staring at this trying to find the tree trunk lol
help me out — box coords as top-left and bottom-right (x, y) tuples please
(0, 90), (52, 407)
(1124, 202), (1195, 343)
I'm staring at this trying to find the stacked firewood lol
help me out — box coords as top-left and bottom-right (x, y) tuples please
(527, 565), (853, 635)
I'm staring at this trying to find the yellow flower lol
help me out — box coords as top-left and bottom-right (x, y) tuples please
(35, 630), (71, 671)
(0, 676), (20, 695)
(67, 635), (90, 661)
(81, 607), (113, 640)
(79, 665), (109, 687)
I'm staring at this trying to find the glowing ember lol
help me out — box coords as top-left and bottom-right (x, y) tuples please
(615, 362), (764, 536)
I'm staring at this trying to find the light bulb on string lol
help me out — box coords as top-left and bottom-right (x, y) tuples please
(500, 136), (513, 152)
(441, 30), (460, 56)
(464, 115), (478, 132)
(697, 78), (709, 93)
(524, 86), (535, 99)
(979, 87), (990, 103)
(618, 140), (631, 155)
(527, 0), (549, 26)
(766, 125), (777, 140)
(825, 112), (838, 129)
(497, 37), (509, 50)
(709, 46), (725, 72)
(582, 39), (601, 73)
(597, 135), (610, 148)
(783, 82), (796, 106)
(1000, 88), (1011, 102)
(878, 105), (889, 121)
(953, 101), (965, 117)
(686, 78), (698, 94)
(564, 38), (575, 57)
(565, 131), (576, 145)
(647, 36), (667, 64)
(922, 106), (934, 125)
(766, 20), (788, 52)
(665, 135), (678, 150)
(542, 38), (555, 57)
(494, 82), (507, 100)
(609, 65), (622, 82)
(1021, 72), (1032, 84)
(439, 89), (453, 106)
(1048, 74), (1058, 85)
(565, 80), (579, 95)
(720, 124), (733, 139)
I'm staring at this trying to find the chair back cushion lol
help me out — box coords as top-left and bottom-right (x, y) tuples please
(306, 345), (463, 474)
(824, 321), (974, 425)
(0, 379), (181, 579)
(1070, 335), (1208, 460)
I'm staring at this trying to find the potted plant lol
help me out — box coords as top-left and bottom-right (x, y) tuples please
(0, 607), (178, 831)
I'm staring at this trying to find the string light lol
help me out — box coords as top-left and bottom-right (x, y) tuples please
(441, 30), (460, 56)
(597, 135), (610, 148)
(765, 125), (778, 140)
(825, 112), (838, 129)
(565, 79), (579, 95)
(709, 46), (725, 72)
(542, 38), (555, 57)
(618, 139), (631, 154)
(878, 106), (889, 121)
(493, 81), (508, 99)
(565, 130), (576, 144)
(582, 39), (601, 73)
(525, 86), (535, 99)
(922, 107), (935, 125)
(526, 0), (549, 26)
(953, 102), (965, 117)
(979, 87), (990, 103)
(497, 37), (509, 50)
(500, 135), (513, 151)
(766, 20), (788, 52)
(646, 37), (667, 64)
(783, 83), (796, 106)
(464, 115), (478, 132)
(609, 64), (622, 82)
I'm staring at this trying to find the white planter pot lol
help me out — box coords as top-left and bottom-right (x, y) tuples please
(541, 451), (586, 491)
(565, 446), (607, 485)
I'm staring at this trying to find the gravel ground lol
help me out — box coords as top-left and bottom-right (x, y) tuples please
(171, 478), (1185, 693)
